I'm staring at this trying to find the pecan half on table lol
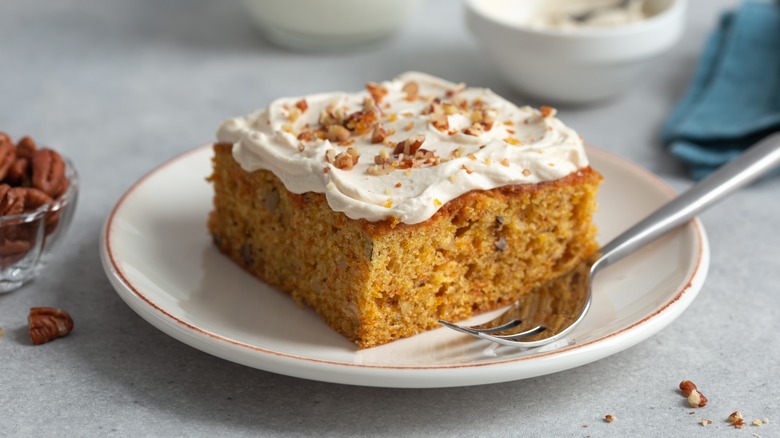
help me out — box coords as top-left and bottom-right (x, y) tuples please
(29, 306), (74, 345)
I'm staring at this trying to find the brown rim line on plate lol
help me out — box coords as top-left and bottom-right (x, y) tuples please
(99, 144), (709, 388)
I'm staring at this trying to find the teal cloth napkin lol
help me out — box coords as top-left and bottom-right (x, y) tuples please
(662, 0), (780, 180)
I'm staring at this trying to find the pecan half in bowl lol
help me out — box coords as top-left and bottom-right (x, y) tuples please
(0, 134), (78, 293)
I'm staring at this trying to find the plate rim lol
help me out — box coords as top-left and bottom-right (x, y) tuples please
(101, 145), (709, 386)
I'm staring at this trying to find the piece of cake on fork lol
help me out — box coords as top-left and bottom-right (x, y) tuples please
(208, 72), (601, 348)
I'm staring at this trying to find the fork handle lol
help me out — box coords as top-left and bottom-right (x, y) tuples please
(595, 132), (780, 271)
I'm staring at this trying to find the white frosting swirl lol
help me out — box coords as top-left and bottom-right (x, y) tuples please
(217, 72), (589, 224)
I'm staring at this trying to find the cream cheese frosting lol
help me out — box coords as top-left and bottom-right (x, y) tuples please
(216, 72), (589, 224)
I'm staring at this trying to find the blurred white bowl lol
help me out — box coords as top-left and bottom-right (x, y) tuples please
(464, 0), (687, 104)
(245, 0), (422, 51)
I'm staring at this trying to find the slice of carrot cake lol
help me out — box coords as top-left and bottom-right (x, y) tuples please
(208, 72), (602, 348)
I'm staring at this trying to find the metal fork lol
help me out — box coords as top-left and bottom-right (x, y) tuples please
(439, 133), (780, 348)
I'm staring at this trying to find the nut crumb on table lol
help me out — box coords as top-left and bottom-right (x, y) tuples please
(603, 414), (616, 423)
(728, 411), (746, 428)
(679, 380), (707, 407)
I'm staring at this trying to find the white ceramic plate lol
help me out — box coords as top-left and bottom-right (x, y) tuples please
(100, 145), (709, 388)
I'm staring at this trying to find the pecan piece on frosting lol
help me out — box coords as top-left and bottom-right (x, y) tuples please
(402, 81), (419, 101)
(326, 125), (351, 142)
(294, 99), (308, 113)
(333, 148), (360, 171)
(366, 82), (388, 105)
(393, 134), (425, 156)
(371, 123), (388, 144)
(31, 148), (68, 198)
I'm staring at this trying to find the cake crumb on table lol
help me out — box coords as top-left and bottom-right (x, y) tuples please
(700, 419), (713, 426)
(603, 414), (616, 423)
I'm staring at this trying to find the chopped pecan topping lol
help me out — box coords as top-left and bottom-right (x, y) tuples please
(540, 105), (556, 118)
(319, 103), (346, 127)
(325, 149), (336, 163)
(430, 111), (449, 132)
(446, 82), (466, 97)
(463, 123), (484, 136)
(452, 97), (468, 110)
(441, 102), (458, 115)
(345, 108), (379, 136)
(371, 123), (388, 144)
(393, 134), (425, 156)
(366, 164), (394, 176)
(326, 125), (351, 142)
(402, 81), (419, 101)
(295, 99), (308, 112)
(366, 82), (388, 104)
(297, 131), (314, 142)
(373, 148), (392, 165)
(481, 108), (497, 131)
(333, 147), (360, 170)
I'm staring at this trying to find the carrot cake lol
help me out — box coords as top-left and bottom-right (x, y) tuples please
(208, 72), (602, 348)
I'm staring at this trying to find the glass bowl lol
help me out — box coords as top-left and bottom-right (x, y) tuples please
(0, 156), (78, 292)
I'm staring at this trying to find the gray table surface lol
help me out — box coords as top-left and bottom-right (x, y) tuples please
(2, 0), (779, 436)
